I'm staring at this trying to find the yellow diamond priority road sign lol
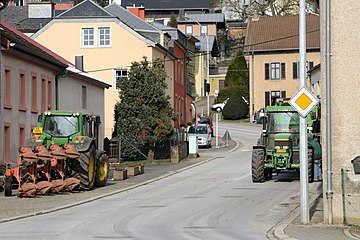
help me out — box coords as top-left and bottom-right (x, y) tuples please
(289, 87), (319, 117)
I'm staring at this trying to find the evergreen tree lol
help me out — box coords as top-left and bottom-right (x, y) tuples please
(114, 57), (173, 160)
(224, 49), (249, 100)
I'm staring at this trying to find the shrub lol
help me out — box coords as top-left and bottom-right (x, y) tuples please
(222, 92), (249, 120)
(216, 86), (241, 103)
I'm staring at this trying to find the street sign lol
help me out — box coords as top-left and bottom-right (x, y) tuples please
(289, 87), (319, 117)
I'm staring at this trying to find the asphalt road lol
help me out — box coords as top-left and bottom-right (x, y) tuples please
(0, 121), (309, 240)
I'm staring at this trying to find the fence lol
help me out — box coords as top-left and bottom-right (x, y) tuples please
(105, 128), (188, 161)
(341, 167), (360, 225)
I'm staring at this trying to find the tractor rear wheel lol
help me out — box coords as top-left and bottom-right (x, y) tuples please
(308, 148), (314, 183)
(252, 148), (265, 183)
(4, 176), (12, 197)
(95, 153), (109, 187)
(73, 145), (96, 190)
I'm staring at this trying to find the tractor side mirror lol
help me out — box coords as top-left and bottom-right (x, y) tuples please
(310, 111), (316, 120)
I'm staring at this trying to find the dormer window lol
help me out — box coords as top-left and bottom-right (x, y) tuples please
(186, 25), (193, 35)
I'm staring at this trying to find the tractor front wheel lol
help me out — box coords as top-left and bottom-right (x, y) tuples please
(95, 153), (109, 187)
(252, 148), (265, 183)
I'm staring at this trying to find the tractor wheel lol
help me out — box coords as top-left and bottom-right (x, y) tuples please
(73, 144), (96, 190)
(95, 153), (109, 187)
(4, 176), (12, 197)
(308, 148), (314, 183)
(252, 148), (265, 183)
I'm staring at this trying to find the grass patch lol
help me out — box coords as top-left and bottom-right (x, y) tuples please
(119, 158), (172, 166)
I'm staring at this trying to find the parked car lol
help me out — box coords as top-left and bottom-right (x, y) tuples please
(253, 108), (266, 124)
(198, 116), (214, 137)
(188, 123), (212, 148)
(211, 98), (229, 112)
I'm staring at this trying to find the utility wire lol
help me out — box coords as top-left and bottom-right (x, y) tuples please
(86, 28), (320, 73)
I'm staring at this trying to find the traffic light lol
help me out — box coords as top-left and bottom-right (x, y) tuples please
(0, 0), (8, 11)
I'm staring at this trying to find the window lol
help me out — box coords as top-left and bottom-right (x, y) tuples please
(82, 28), (94, 47)
(185, 25), (193, 35)
(292, 61), (314, 79)
(200, 25), (208, 35)
(48, 79), (52, 109)
(82, 86), (87, 109)
(265, 90), (286, 107)
(99, 27), (110, 46)
(41, 78), (46, 112)
(19, 126), (25, 147)
(114, 69), (128, 91)
(19, 73), (26, 110)
(5, 69), (11, 108)
(31, 75), (37, 112)
(177, 60), (181, 83)
(4, 125), (10, 163)
(265, 62), (286, 80)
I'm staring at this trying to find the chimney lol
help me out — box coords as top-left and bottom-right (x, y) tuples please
(28, 2), (54, 18)
(75, 55), (84, 72)
(252, 10), (259, 21)
(127, 4), (145, 19)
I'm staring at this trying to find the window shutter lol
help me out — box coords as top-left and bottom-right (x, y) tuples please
(281, 91), (286, 98)
(292, 62), (298, 79)
(265, 63), (269, 80)
(281, 63), (286, 79)
(265, 91), (270, 106)
(309, 61), (314, 70)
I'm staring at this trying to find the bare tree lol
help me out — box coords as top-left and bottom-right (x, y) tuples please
(222, 0), (319, 21)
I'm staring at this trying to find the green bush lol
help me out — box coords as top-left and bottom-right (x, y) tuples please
(216, 86), (241, 103)
(222, 92), (249, 120)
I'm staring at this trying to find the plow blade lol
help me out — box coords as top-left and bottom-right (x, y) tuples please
(51, 179), (66, 193)
(18, 182), (37, 197)
(34, 145), (53, 161)
(63, 144), (80, 158)
(49, 144), (68, 160)
(64, 178), (80, 191)
(19, 147), (38, 162)
(35, 181), (52, 195)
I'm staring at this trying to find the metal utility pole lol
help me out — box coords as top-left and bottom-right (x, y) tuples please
(299, 0), (309, 224)
(325, 0), (333, 225)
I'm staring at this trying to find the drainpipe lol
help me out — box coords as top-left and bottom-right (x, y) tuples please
(251, 50), (255, 117)
(55, 75), (59, 110)
(325, 0), (333, 225)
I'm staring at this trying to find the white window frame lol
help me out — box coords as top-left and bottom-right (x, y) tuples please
(99, 27), (111, 47)
(200, 25), (208, 35)
(82, 27), (94, 48)
(185, 25), (193, 35)
(113, 68), (128, 91)
(270, 62), (280, 80)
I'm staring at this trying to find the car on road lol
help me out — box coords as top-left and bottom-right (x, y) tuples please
(188, 123), (212, 148)
(198, 116), (214, 137)
(211, 98), (229, 112)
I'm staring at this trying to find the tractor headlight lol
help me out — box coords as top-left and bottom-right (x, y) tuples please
(275, 146), (280, 150)
(283, 146), (289, 150)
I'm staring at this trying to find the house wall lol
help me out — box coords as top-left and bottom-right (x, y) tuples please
(1, 51), (56, 163)
(321, 0), (360, 224)
(33, 19), (158, 138)
(57, 75), (106, 149)
(173, 41), (186, 127)
(178, 24), (217, 36)
(247, 51), (320, 118)
(209, 75), (225, 97)
(194, 52), (206, 97)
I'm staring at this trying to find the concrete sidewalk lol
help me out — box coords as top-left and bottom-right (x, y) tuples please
(270, 182), (360, 240)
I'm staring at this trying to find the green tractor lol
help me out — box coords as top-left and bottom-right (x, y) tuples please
(251, 102), (320, 183)
(5, 110), (109, 196)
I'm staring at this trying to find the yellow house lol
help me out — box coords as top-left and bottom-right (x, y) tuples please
(244, 14), (320, 119)
(32, 0), (175, 138)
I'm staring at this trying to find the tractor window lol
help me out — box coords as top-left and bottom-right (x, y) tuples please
(268, 112), (299, 132)
(44, 116), (79, 137)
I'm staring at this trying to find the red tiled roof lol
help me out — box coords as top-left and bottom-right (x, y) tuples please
(244, 14), (320, 53)
(0, 20), (72, 67)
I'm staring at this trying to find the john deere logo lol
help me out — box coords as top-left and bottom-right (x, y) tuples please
(289, 87), (319, 117)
